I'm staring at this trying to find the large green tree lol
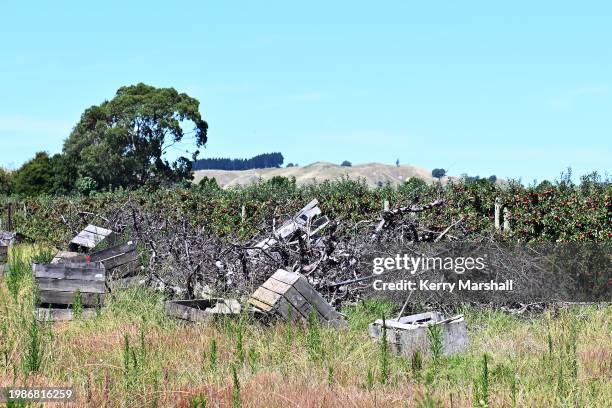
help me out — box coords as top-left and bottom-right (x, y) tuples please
(63, 83), (208, 189)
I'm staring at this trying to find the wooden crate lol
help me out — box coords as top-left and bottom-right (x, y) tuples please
(0, 230), (17, 265)
(249, 269), (346, 327)
(53, 241), (140, 279)
(165, 298), (241, 322)
(0, 244), (7, 265)
(69, 225), (116, 252)
(368, 312), (468, 357)
(33, 262), (107, 307)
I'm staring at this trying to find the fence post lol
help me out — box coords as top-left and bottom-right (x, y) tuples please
(503, 208), (511, 232)
(7, 203), (13, 231)
(494, 198), (502, 231)
(241, 205), (246, 223)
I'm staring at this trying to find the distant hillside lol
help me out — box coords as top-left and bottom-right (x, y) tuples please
(193, 161), (436, 188)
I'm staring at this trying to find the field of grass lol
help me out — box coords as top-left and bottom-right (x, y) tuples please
(1, 245), (610, 407)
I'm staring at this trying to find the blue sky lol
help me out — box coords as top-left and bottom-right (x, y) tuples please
(0, 1), (610, 182)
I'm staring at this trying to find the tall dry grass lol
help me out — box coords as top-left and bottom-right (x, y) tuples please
(0, 245), (610, 407)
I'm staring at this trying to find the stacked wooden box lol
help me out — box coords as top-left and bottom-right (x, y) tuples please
(368, 312), (468, 357)
(34, 262), (107, 322)
(53, 241), (140, 280)
(249, 269), (346, 327)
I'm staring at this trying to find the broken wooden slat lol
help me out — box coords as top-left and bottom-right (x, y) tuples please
(36, 278), (106, 293)
(54, 241), (141, 279)
(38, 291), (105, 307)
(34, 263), (105, 281)
(0, 245), (7, 264)
(165, 299), (241, 322)
(69, 224), (115, 251)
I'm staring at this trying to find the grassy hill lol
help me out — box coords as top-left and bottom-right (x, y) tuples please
(193, 161), (436, 188)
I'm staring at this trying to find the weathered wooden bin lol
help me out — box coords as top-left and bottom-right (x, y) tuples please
(33, 262), (107, 321)
(368, 312), (468, 357)
(0, 231), (20, 276)
(53, 241), (140, 280)
(69, 225), (116, 252)
(249, 269), (346, 327)
(165, 298), (241, 322)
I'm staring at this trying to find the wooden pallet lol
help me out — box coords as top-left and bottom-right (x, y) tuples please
(249, 269), (346, 327)
(34, 262), (107, 307)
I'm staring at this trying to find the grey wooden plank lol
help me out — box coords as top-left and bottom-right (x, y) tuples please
(165, 302), (213, 322)
(39, 291), (105, 307)
(270, 269), (300, 286)
(36, 278), (106, 294)
(250, 286), (283, 306)
(107, 259), (141, 279)
(90, 242), (137, 262)
(35, 307), (97, 322)
(248, 297), (275, 312)
(84, 225), (113, 236)
(262, 277), (292, 296)
(292, 276), (341, 321)
(262, 277), (318, 320)
(33, 264), (106, 281)
(100, 250), (139, 270)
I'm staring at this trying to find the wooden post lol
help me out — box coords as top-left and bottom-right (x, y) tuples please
(383, 200), (389, 212)
(241, 205), (246, 223)
(494, 198), (502, 231)
(7, 203), (13, 231)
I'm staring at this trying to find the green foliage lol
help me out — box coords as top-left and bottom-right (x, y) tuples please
(473, 354), (490, 408)
(207, 339), (218, 372)
(306, 309), (323, 362)
(75, 176), (98, 196)
(427, 323), (443, 368)
(197, 176), (221, 192)
(248, 347), (259, 374)
(12, 152), (55, 196)
(32, 249), (54, 265)
(24, 318), (42, 374)
(0, 167), (13, 195)
(3, 172), (610, 246)
(231, 365), (242, 408)
(72, 290), (83, 319)
(189, 395), (208, 408)
(412, 350), (423, 380)
(63, 83), (208, 189)
(432, 168), (446, 179)
(341, 160), (352, 167)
